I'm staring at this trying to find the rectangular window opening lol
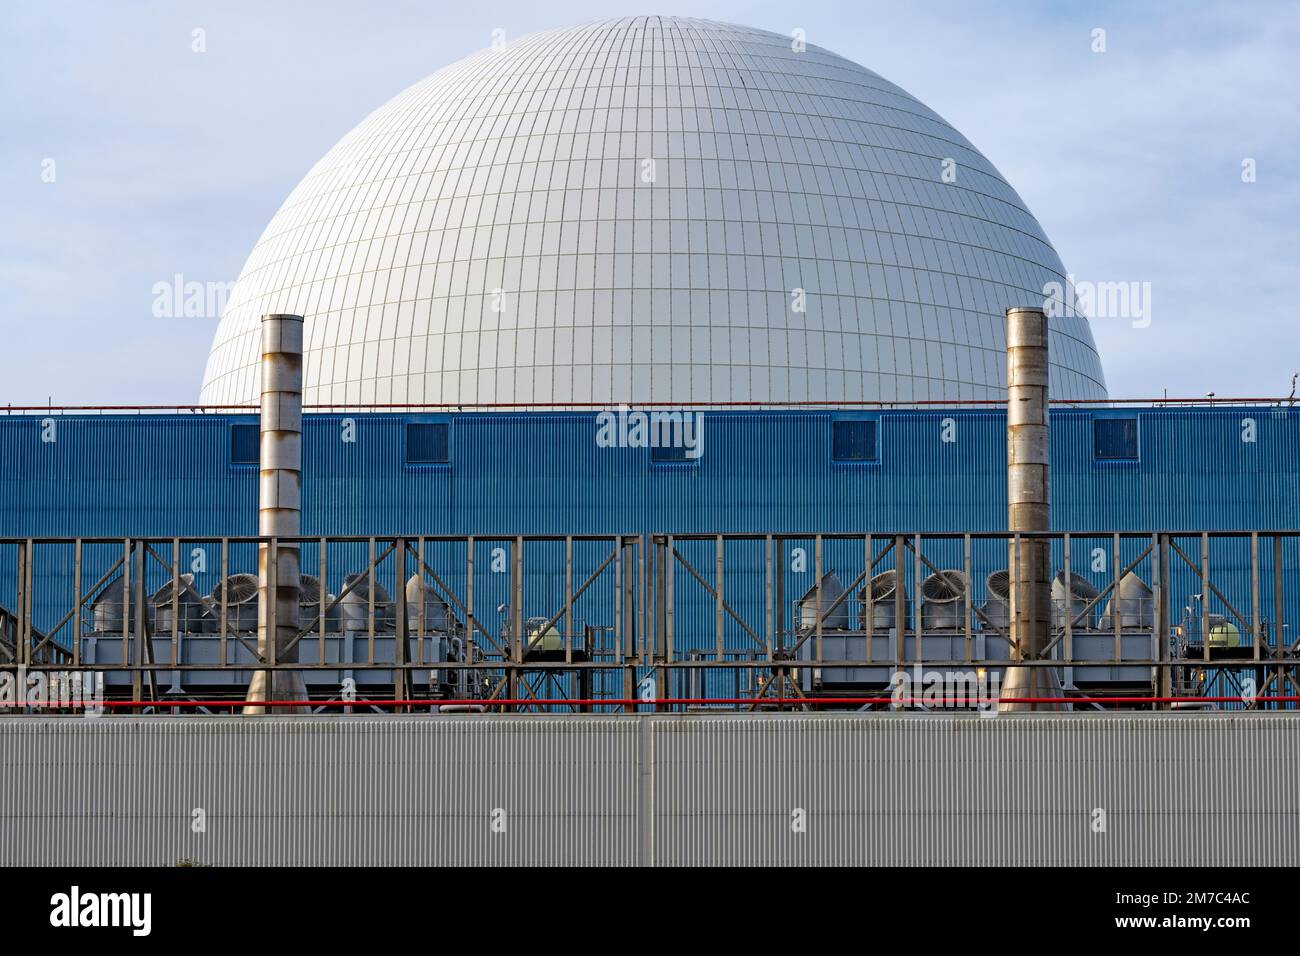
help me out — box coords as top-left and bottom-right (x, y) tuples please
(1094, 417), (1139, 460)
(832, 419), (878, 463)
(650, 442), (695, 464)
(230, 424), (259, 465)
(406, 422), (450, 464)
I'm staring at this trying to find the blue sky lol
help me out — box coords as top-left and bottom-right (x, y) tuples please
(1, 0), (1296, 404)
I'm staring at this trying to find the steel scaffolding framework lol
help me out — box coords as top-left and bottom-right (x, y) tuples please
(1, 530), (1297, 713)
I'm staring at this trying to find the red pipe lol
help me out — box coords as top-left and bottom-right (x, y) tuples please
(1, 397), (1294, 413)
(3, 695), (1298, 710)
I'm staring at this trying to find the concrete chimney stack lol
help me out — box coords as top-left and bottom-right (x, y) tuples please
(999, 307), (1062, 711)
(245, 313), (308, 714)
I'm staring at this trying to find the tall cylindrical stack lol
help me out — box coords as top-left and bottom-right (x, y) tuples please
(1000, 307), (1061, 711)
(245, 313), (308, 714)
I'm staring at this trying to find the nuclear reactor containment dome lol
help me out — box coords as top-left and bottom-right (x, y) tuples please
(200, 16), (1107, 407)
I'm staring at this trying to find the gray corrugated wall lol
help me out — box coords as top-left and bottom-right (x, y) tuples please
(651, 715), (1300, 866)
(0, 717), (641, 867)
(1, 714), (1297, 866)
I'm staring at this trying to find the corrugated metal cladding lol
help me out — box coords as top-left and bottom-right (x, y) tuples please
(1, 407), (1297, 537)
(1, 714), (1296, 867)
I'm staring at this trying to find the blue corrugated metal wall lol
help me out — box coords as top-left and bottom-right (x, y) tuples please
(2, 408), (1297, 664)
(6, 407), (1296, 536)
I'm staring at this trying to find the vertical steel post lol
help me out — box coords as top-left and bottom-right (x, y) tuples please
(714, 535), (724, 661)
(132, 541), (146, 705)
(23, 540), (34, 668)
(367, 536), (376, 665)
(1063, 533), (1073, 687)
(638, 534), (647, 665)
(121, 538), (130, 668)
(268, 538), (278, 672)
(1251, 532), (1261, 662)
(219, 538), (229, 667)
(1157, 533), (1172, 705)
(764, 535), (773, 659)
(565, 536), (574, 665)
(774, 536), (784, 660)
(465, 536), (475, 697)
(1275, 535), (1285, 708)
(72, 541), (81, 671)
(511, 536), (523, 703)
(513, 536), (524, 663)
(814, 534), (824, 666)
(14, 541), (24, 668)
(894, 535), (906, 679)
(614, 536), (622, 658)
(667, 535), (676, 668)
(865, 534), (874, 663)
(318, 537), (327, 666)
(963, 534), (973, 664)
(171, 538), (181, 670)
(652, 537), (667, 709)
(394, 537), (408, 705)
(912, 534), (922, 664)
(412, 537), (424, 668)
(1201, 533), (1211, 664)
(1113, 533), (1122, 664)
(620, 537), (635, 711)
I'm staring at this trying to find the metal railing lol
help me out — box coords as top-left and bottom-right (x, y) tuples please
(1, 529), (1297, 713)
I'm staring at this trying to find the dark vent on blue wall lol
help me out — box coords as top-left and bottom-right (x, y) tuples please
(230, 424), (259, 465)
(406, 423), (450, 464)
(832, 420), (878, 462)
(650, 442), (695, 463)
(1094, 418), (1139, 460)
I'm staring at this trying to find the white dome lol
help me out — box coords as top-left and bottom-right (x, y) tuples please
(201, 16), (1106, 407)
